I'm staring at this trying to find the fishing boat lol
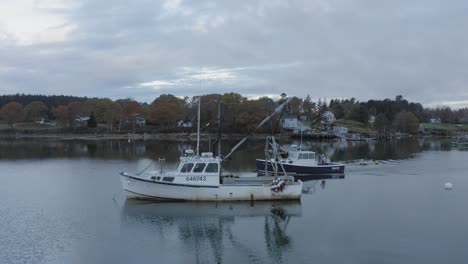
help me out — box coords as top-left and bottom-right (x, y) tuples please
(256, 137), (345, 177)
(120, 98), (303, 201)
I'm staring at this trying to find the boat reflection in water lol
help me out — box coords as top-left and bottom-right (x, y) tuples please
(120, 200), (301, 263)
(299, 174), (345, 194)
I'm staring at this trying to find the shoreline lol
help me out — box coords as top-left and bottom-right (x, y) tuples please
(0, 132), (283, 141)
(0, 132), (457, 141)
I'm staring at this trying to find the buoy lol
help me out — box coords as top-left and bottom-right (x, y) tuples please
(444, 182), (453, 190)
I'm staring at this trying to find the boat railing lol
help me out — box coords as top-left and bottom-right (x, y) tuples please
(222, 175), (292, 185)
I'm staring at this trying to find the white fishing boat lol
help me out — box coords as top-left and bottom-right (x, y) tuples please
(120, 97), (302, 201)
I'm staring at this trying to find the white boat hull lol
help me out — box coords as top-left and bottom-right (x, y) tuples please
(120, 172), (302, 201)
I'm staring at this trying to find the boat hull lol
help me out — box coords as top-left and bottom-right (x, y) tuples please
(256, 159), (345, 176)
(120, 172), (302, 201)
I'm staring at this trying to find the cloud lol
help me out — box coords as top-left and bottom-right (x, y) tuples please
(1, 0), (468, 107)
(0, 0), (77, 45)
(139, 80), (176, 89)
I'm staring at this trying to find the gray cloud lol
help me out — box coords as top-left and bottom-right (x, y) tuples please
(1, 0), (468, 107)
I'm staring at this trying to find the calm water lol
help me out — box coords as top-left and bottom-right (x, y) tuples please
(0, 138), (467, 264)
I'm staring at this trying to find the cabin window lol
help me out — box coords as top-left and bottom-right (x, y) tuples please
(298, 153), (303, 159)
(309, 153), (315, 159)
(162, 177), (174, 182)
(181, 163), (194, 173)
(205, 163), (219, 173)
(193, 163), (206, 173)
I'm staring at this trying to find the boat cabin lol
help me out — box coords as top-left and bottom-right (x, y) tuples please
(287, 151), (316, 163)
(176, 152), (220, 175)
(285, 145), (316, 162)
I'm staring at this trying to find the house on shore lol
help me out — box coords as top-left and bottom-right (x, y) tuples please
(74, 116), (90, 127)
(429, 118), (441, 124)
(322, 111), (335, 123)
(126, 116), (146, 127)
(282, 115), (298, 129)
(177, 119), (193, 128)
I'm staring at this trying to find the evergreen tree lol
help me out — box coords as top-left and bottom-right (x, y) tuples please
(87, 112), (97, 128)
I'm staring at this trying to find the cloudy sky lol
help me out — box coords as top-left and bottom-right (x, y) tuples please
(1, 0), (467, 107)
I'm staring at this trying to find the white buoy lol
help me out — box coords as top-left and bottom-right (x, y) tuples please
(444, 182), (453, 190)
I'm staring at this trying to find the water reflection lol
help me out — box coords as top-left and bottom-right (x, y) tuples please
(300, 174), (345, 194)
(120, 200), (301, 264)
(0, 138), (455, 165)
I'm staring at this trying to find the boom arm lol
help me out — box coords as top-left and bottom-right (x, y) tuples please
(222, 97), (292, 160)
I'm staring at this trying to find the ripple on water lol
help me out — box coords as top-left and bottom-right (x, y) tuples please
(0, 203), (87, 264)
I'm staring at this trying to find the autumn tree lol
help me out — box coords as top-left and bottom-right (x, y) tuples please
(81, 99), (98, 117)
(139, 103), (150, 119)
(123, 100), (142, 117)
(149, 94), (185, 128)
(93, 98), (113, 122)
(67, 102), (83, 127)
(392, 112), (420, 134)
(53, 106), (69, 126)
(235, 99), (274, 133)
(103, 102), (123, 132)
(221, 92), (244, 131)
(24, 101), (48, 121)
(199, 94), (222, 132)
(0, 102), (25, 127)
(53, 102), (83, 127)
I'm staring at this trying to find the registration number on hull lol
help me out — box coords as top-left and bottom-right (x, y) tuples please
(186, 176), (207, 181)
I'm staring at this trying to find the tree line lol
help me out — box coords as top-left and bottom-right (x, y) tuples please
(1, 93), (467, 134)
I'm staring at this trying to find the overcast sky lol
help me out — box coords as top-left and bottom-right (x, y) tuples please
(1, 0), (467, 108)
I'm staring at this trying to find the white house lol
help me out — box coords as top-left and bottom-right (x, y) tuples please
(177, 120), (193, 128)
(322, 111), (335, 123)
(126, 116), (146, 127)
(75, 116), (89, 122)
(430, 118), (441, 124)
(74, 116), (90, 127)
(282, 115), (298, 129)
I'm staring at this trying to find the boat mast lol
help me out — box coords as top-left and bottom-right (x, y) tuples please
(196, 96), (201, 156)
(217, 99), (221, 158)
(300, 128), (303, 150)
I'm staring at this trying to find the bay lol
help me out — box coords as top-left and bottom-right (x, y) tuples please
(0, 138), (467, 264)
